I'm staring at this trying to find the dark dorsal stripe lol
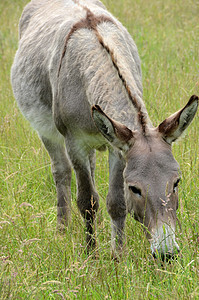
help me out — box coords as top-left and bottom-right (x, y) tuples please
(57, 8), (113, 76)
(58, 3), (148, 132)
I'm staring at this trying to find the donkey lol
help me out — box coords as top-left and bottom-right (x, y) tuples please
(11, 0), (198, 260)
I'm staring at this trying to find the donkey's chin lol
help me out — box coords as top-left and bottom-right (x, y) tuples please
(150, 223), (180, 262)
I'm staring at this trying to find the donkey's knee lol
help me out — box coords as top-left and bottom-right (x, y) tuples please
(106, 192), (126, 220)
(77, 190), (99, 220)
(51, 155), (71, 185)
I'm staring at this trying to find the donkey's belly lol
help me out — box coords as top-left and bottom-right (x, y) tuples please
(11, 56), (64, 143)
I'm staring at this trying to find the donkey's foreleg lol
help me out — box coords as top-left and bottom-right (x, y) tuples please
(88, 149), (96, 185)
(111, 217), (126, 255)
(107, 150), (127, 257)
(76, 167), (99, 250)
(40, 137), (72, 230)
(65, 138), (99, 251)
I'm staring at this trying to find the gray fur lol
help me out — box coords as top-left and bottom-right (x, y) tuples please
(11, 0), (198, 259)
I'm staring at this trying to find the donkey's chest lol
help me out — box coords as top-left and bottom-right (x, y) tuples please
(71, 129), (108, 153)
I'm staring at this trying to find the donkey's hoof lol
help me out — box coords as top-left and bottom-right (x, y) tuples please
(84, 245), (99, 259)
(56, 216), (69, 233)
(57, 206), (71, 232)
(84, 234), (97, 255)
(56, 222), (67, 233)
(111, 252), (120, 262)
(111, 248), (124, 262)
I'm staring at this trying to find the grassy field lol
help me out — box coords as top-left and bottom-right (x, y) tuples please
(0, 0), (198, 299)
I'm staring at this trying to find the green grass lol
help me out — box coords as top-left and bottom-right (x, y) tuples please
(0, 0), (198, 299)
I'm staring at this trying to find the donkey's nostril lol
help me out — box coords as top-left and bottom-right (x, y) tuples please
(162, 252), (174, 262)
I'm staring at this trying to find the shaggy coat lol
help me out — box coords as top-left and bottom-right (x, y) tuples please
(11, 0), (198, 260)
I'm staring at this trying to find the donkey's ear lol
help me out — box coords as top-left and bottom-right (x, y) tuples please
(92, 105), (134, 152)
(158, 95), (198, 144)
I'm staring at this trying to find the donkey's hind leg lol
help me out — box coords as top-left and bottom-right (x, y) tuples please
(40, 136), (72, 230)
(65, 137), (99, 251)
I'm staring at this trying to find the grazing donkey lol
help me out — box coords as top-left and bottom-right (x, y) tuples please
(11, 0), (198, 260)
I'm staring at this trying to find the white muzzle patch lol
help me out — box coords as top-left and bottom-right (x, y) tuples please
(150, 223), (179, 256)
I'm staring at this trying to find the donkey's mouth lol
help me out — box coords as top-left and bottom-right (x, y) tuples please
(152, 248), (180, 263)
(149, 223), (180, 262)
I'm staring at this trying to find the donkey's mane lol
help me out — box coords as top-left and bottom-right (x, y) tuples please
(58, 0), (147, 132)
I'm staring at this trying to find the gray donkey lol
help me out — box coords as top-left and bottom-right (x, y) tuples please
(11, 0), (198, 260)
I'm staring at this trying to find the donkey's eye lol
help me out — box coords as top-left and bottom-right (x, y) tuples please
(129, 186), (142, 196)
(173, 178), (180, 193)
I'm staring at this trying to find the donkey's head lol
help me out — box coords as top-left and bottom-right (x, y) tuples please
(92, 95), (198, 260)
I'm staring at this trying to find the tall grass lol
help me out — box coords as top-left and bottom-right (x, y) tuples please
(0, 0), (198, 299)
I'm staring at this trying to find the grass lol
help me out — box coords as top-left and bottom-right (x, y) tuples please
(0, 0), (198, 299)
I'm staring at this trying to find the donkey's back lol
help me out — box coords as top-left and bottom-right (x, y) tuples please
(19, 0), (106, 39)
